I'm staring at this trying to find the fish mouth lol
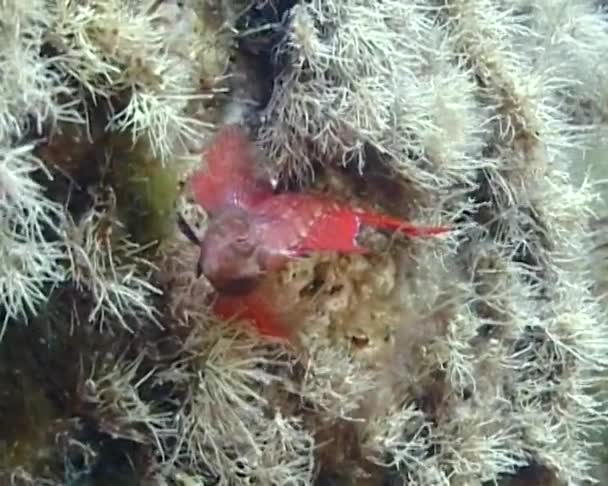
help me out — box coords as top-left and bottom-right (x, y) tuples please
(210, 275), (262, 296)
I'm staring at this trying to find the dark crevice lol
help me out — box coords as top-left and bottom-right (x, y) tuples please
(232, 0), (299, 115)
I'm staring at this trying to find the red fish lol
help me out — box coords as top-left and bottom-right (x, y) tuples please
(183, 124), (449, 339)
(211, 287), (293, 340)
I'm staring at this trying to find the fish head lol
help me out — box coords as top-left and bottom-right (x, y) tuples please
(197, 206), (266, 295)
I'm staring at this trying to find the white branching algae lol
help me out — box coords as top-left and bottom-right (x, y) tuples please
(0, 144), (66, 340)
(0, 0), (607, 485)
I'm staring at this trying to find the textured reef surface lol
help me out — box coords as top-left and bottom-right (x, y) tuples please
(1, 1), (608, 485)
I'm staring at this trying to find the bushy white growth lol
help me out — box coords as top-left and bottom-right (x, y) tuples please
(294, 342), (378, 422)
(49, 0), (213, 162)
(0, 143), (66, 339)
(0, 0), (190, 340)
(63, 205), (163, 333)
(0, 1), (78, 340)
(505, 0), (608, 136)
(0, 0), (82, 140)
(152, 323), (315, 485)
(0, 0), (607, 484)
(110, 91), (213, 165)
(83, 351), (174, 456)
(259, 0), (486, 197)
(259, 0), (608, 483)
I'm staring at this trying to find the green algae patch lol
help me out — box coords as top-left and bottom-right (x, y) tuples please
(109, 134), (182, 249)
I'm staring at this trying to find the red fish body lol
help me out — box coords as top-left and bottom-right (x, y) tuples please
(250, 192), (447, 259)
(186, 124), (449, 339)
(188, 125), (272, 213)
(211, 287), (292, 340)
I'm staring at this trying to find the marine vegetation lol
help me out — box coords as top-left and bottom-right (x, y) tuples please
(1, 0), (608, 485)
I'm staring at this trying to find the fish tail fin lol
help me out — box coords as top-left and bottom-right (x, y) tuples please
(357, 211), (450, 238)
